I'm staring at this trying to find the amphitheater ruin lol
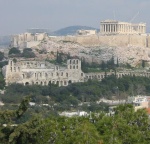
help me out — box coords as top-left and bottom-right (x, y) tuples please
(2, 59), (150, 87)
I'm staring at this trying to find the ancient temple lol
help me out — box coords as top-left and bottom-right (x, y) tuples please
(100, 20), (146, 35)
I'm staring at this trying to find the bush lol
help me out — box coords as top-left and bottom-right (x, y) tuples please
(22, 48), (36, 58)
(0, 52), (4, 61)
(9, 47), (21, 55)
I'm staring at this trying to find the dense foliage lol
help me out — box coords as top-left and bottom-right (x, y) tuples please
(0, 99), (150, 144)
(1, 75), (150, 112)
(0, 72), (5, 90)
(22, 48), (36, 58)
(8, 47), (35, 58)
(2, 75), (150, 105)
(0, 51), (4, 61)
(0, 61), (8, 68)
(9, 47), (21, 55)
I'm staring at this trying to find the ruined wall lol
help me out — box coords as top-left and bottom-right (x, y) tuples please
(49, 34), (150, 48)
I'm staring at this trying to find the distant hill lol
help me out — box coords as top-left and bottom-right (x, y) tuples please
(53, 26), (99, 36)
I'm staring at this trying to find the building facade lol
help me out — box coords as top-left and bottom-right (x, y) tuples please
(100, 20), (146, 35)
(2, 59), (85, 86)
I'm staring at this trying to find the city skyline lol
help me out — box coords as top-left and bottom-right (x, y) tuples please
(0, 0), (150, 36)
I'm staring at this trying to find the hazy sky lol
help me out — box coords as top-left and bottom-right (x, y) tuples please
(0, 0), (150, 36)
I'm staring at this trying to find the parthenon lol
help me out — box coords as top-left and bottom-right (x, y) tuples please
(100, 20), (146, 35)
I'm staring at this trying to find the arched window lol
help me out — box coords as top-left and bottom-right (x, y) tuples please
(73, 66), (75, 69)
(64, 81), (67, 85)
(66, 73), (68, 77)
(60, 81), (63, 86)
(70, 60), (71, 64)
(45, 73), (48, 77)
(10, 61), (12, 66)
(70, 65), (72, 69)
(76, 66), (78, 69)
(25, 82), (29, 85)
(73, 60), (75, 64)
(76, 60), (78, 64)
(61, 72), (63, 76)
(22, 74), (25, 78)
(68, 80), (72, 84)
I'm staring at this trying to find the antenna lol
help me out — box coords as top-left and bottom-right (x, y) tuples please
(130, 11), (140, 23)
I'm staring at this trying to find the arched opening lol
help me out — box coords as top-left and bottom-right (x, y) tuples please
(60, 81), (63, 86)
(73, 60), (75, 64)
(76, 60), (78, 64)
(56, 81), (59, 86)
(70, 65), (72, 69)
(25, 82), (29, 85)
(68, 80), (72, 84)
(36, 82), (38, 85)
(66, 73), (68, 77)
(76, 66), (78, 69)
(11, 61), (12, 66)
(45, 73), (48, 77)
(44, 81), (47, 85)
(64, 81), (67, 85)
(73, 66), (75, 69)
(22, 74), (25, 78)
(41, 82), (43, 85)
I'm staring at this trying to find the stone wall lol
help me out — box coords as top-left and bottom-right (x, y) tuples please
(49, 34), (149, 48)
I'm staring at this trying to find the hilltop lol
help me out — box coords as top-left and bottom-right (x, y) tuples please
(53, 25), (99, 36)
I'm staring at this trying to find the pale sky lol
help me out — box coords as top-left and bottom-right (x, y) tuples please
(0, 0), (150, 36)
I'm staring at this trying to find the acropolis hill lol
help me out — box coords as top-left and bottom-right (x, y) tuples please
(10, 20), (150, 67)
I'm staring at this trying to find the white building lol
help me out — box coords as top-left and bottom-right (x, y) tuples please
(128, 95), (150, 111)
(59, 111), (88, 117)
(77, 30), (97, 35)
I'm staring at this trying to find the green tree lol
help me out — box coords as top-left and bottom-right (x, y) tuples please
(0, 52), (4, 61)
(22, 48), (35, 58)
(9, 47), (21, 55)
(142, 60), (145, 68)
(96, 104), (150, 144)
(0, 72), (5, 89)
